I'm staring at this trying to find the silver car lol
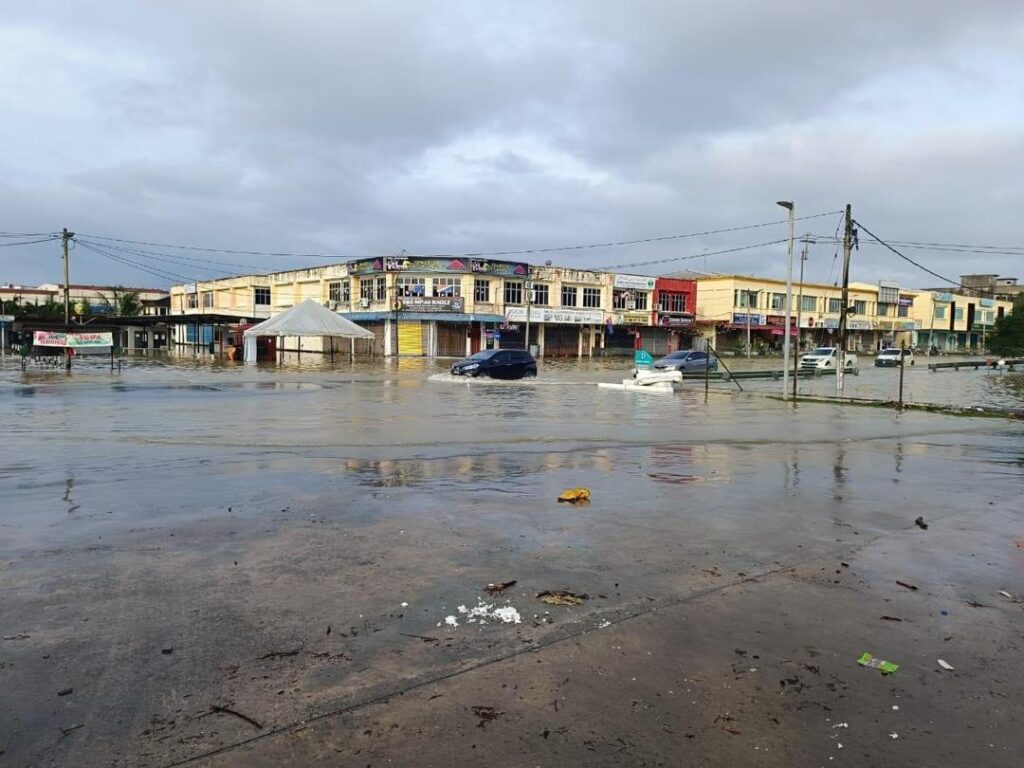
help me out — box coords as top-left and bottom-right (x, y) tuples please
(653, 349), (718, 372)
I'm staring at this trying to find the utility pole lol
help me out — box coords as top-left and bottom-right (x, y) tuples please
(836, 204), (853, 393)
(62, 228), (74, 326)
(777, 201), (795, 400)
(793, 236), (812, 399)
(524, 269), (532, 353)
(62, 228), (74, 371)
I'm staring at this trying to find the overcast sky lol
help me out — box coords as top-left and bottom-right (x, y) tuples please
(2, 1), (1023, 290)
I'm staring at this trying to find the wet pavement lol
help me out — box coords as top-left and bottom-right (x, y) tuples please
(1, 355), (1023, 766)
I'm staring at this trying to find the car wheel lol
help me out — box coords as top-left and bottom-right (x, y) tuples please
(525, 368), (537, 378)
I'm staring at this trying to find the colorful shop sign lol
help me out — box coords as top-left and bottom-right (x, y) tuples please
(33, 331), (114, 348)
(732, 313), (764, 325)
(618, 311), (652, 325)
(659, 314), (694, 327)
(346, 256), (528, 277)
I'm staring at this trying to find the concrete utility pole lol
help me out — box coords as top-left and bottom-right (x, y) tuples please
(524, 270), (532, 352)
(777, 201), (795, 400)
(61, 228), (74, 326)
(836, 204), (853, 393)
(793, 236), (812, 399)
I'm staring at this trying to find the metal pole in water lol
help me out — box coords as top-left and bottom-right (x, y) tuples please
(704, 337), (710, 402)
(899, 340), (906, 408)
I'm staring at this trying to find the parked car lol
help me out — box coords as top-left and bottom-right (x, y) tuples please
(799, 346), (858, 371)
(874, 347), (912, 367)
(451, 348), (537, 379)
(653, 349), (718, 373)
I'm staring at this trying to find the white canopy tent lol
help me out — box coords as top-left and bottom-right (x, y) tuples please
(242, 298), (374, 362)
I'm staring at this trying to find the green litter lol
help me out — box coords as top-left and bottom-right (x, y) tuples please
(858, 652), (899, 674)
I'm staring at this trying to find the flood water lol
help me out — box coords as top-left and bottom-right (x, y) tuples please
(2, 353), (1023, 766)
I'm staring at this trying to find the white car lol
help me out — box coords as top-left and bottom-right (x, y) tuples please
(874, 348), (912, 367)
(799, 346), (858, 371)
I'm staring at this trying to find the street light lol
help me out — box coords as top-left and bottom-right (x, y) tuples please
(776, 201), (795, 400)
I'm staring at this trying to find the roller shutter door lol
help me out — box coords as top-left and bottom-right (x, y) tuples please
(436, 323), (466, 357)
(543, 325), (578, 357)
(398, 321), (423, 356)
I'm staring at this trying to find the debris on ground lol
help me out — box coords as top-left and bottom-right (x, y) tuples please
(57, 688), (74, 696)
(557, 488), (591, 504)
(857, 653), (900, 675)
(442, 599), (522, 627)
(470, 706), (504, 728)
(2, 634), (30, 641)
(207, 704), (263, 730)
(896, 580), (919, 591)
(914, 516), (929, 530)
(60, 723), (84, 737)
(484, 580), (517, 595)
(161, 647), (174, 655)
(937, 659), (955, 671)
(998, 590), (1014, 600)
(880, 616), (903, 622)
(537, 590), (588, 606)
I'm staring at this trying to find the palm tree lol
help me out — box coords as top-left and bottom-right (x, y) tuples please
(98, 287), (143, 317)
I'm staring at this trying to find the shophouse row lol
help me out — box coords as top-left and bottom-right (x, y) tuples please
(166, 258), (1014, 358)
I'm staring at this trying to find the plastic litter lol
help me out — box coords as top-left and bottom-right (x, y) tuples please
(557, 488), (591, 503)
(484, 580), (517, 595)
(937, 659), (954, 671)
(914, 516), (928, 530)
(857, 652), (900, 675)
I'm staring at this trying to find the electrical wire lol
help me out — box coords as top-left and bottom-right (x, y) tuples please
(596, 239), (789, 271)
(0, 236), (61, 247)
(852, 220), (1004, 297)
(75, 241), (200, 284)
(74, 210), (843, 262)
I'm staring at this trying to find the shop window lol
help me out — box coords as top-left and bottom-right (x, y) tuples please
(634, 292), (648, 310)
(375, 277), (387, 302)
(504, 281), (524, 305)
(396, 276), (425, 297)
(202, 292), (214, 308)
(800, 295), (817, 312)
(433, 277), (461, 297)
(254, 287), (270, 306)
(853, 300), (867, 315)
(659, 293), (686, 312)
(187, 293), (197, 309)
(828, 297), (842, 313)
(934, 306), (946, 319)
(613, 290), (629, 309)
(770, 293), (785, 310)
(954, 307), (963, 321)
(734, 290), (759, 308)
(474, 279), (490, 302)
(360, 279), (374, 302)
(532, 284), (550, 306)
(561, 286), (577, 307)
(328, 281), (350, 303)
(877, 302), (892, 316)
(897, 304), (909, 318)
(582, 287), (601, 308)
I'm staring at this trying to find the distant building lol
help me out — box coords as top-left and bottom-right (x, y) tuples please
(958, 274), (1024, 302)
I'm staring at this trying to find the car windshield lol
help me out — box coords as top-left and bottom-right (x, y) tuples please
(811, 347), (834, 355)
(879, 348), (900, 356)
(466, 350), (499, 361)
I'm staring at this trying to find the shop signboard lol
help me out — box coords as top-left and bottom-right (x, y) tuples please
(347, 257), (528, 277)
(847, 319), (874, 330)
(505, 307), (602, 324)
(659, 314), (694, 327)
(897, 297), (914, 307)
(397, 296), (464, 313)
(33, 331), (113, 348)
(613, 274), (656, 291)
(618, 311), (651, 325)
(933, 292), (953, 303)
(732, 313), (763, 325)
(980, 298), (995, 308)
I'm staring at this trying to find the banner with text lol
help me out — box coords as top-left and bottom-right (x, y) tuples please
(33, 331), (114, 348)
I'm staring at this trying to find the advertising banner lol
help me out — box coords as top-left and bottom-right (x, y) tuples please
(505, 307), (602, 324)
(613, 274), (656, 290)
(397, 297), (464, 313)
(33, 331), (114, 348)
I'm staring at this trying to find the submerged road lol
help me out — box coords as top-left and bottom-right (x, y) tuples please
(1, 358), (1022, 766)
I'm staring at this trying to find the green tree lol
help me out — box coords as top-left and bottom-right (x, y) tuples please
(988, 298), (1024, 356)
(98, 287), (142, 317)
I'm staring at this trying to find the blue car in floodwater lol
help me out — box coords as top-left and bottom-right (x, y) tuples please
(653, 349), (718, 373)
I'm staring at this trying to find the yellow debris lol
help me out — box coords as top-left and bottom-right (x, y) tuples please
(557, 488), (591, 503)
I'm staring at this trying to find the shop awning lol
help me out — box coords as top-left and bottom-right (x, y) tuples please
(771, 327), (799, 336)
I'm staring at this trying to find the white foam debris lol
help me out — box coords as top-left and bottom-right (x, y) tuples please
(889, 732), (899, 740)
(449, 599), (522, 626)
(597, 620), (612, 629)
(444, 615), (459, 627)
(400, 602), (409, 607)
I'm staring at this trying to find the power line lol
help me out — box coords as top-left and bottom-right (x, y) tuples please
(74, 210), (843, 262)
(75, 238), (254, 276)
(852, 219), (1004, 298)
(0, 236), (61, 247)
(75, 241), (200, 284)
(596, 239), (789, 271)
